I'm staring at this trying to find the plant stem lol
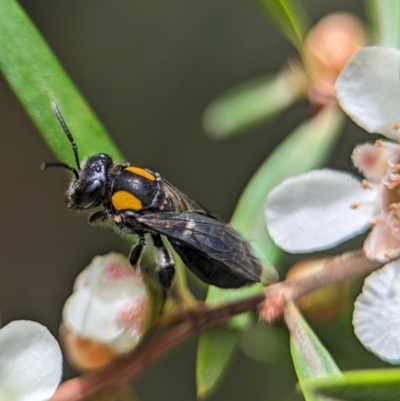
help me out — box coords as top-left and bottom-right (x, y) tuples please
(50, 249), (384, 401)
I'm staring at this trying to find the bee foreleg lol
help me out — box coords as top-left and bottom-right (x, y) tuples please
(88, 210), (111, 225)
(129, 233), (146, 269)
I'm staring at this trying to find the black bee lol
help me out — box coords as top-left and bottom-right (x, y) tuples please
(43, 103), (263, 289)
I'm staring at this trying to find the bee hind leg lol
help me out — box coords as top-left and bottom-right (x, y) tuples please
(151, 234), (175, 289)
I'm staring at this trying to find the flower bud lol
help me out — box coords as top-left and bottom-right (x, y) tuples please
(60, 324), (118, 371)
(286, 258), (349, 320)
(303, 12), (366, 107)
(62, 252), (161, 370)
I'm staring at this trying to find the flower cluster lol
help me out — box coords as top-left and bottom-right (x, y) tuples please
(265, 46), (400, 363)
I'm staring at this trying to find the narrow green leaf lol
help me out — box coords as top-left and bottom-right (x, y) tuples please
(0, 0), (123, 165)
(287, 303), (341, 377)
(305, 369), (400, 401)
(196, 328), (240, 399)
(197, 104), (344, 397)
(365, 0), (400, 49)
(196, 283), (264, 399)
(255, 0), (309, 51)
(202, 69), (302, 139)
(286, 303), (341, 401)
(231, 102), (344, 256)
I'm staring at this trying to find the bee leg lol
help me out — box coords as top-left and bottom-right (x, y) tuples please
(129, 233), (146, 269)
(88, 210), (111, 225)
(151, 234), (175, 289)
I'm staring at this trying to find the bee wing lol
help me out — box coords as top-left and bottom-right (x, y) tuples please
(138, 211), (262, 283)
(160, 178), (222, 220)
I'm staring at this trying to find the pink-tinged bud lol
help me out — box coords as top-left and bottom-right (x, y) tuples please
(61, 253), (161, 370)
(60, 324), (118, 370)
(303, 12), (366, 108)
(286, 258), (349, 320)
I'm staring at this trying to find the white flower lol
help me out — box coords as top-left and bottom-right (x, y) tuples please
(353, 260), (400, 364)
(0, 320), (62, 401)
(62, 253), (158, 369)
(266, 47), (400, 263)
(336, 46), (400, 142)
(266, 46), (400, 364)
(265, 168), (377, 253)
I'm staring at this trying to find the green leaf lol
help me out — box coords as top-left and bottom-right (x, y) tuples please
(241, 324), (291, 367)
(287, 303), (341, 377)
(202, 69), (302, 139)
(286, 303), (342, 401)
(255, 0), (309, 51)
(197, 103), (344, 397)
(304, 369), (400, 401)
(196, 328), (240, 399)
(365, 0), (400, 49)
(0, 0), (123, 165)
(230, 102), (344, 256)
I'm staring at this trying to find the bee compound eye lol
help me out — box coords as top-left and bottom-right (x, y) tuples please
(75, 179), (104, 209)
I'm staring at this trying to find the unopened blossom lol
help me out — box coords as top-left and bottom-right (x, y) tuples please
(286, 258), (349, 320)
(0, 320), (62, 401)
(304, 12), (366, 107)
(202, 12), (365, 138)
(62, 252), (160, 370)
(266, 46), (400, 364)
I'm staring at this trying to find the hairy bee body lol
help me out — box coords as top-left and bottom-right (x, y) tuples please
(44, 103), (263, 289)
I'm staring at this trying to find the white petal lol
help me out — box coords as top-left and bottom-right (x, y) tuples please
(336, 46), (400, 141)
(353, 261), (400, 364)
(0, 320), (62, 401)
(63, 289), (126, 342)
(265, 169), (377, 252)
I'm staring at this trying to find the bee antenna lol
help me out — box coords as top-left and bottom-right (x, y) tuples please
(52, 102), (81, 171)
(41, 162), (80, 179)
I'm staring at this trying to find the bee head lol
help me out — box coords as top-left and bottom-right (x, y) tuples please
(65, 153), (113, 210)
(42, 103), (113, 210)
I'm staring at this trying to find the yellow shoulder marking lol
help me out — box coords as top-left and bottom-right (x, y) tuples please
(125, 166), (156, 181)
(112, 190), (143, 211)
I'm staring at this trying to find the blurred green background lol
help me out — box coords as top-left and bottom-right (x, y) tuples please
(0, 1), (379, 400)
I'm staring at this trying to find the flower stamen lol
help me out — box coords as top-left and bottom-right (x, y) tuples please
(384, 249), (395, 259)
(361, 179), (369, 189)
(387, 174), (400, 189)
(389, 203), (400, 220)
(392, 164), (400, 173)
